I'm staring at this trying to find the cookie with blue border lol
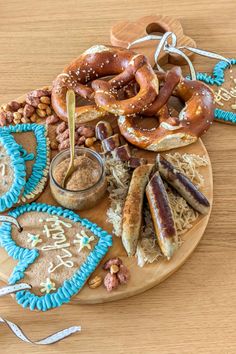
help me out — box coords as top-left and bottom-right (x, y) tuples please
(0, 203), (112, 311)
(0, 130), (26, 212)
(2, 123), (50, 204)
(195, 58), (236, 124)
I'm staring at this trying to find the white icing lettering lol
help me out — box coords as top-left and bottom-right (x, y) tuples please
(48, 248), (74, 273)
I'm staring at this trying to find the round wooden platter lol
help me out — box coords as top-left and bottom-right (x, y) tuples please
(0, 112), (213, 303)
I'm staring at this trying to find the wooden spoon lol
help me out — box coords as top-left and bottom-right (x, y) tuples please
(61, 89), (76, 188)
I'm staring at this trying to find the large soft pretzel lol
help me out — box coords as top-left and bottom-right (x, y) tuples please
(51, 45), (159, 124)
(118, 67), (214, 151)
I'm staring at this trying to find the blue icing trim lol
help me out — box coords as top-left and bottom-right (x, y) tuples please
(0, 203), (113, 312)
(18, 145), (35, 161)
(2, 123), (50, 199)
(0, 130), (26, 212)
(193, 58), (236, 124)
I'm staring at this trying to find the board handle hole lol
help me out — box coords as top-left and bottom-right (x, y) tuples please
(146, 23), (166, 36)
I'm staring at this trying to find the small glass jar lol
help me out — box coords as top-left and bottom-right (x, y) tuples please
(49, 147), (107, 210)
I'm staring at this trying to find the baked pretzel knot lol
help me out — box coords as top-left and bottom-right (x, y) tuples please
(51, 45), (159, 124)
(118, 67), (214, 151)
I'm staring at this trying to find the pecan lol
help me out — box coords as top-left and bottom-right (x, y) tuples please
(77, 135), (86, 145)
(23, 104), (35, 118)
(88, 275), (102, 289)
(104, 273), (119, 292)
(103, 257), (122, 270)
(46, 114), (60, 125)
(56, 128), (69, 142)
(56, 121), (67, 135)
(58, 138), (70, 151)
(74, 131), (79, 142)
(117, 264), (130, 284)
(36, 108), (46, 118)
(77, 125), (95, 138)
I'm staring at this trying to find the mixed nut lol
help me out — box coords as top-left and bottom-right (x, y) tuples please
(88, 257), (130, 292)
(0, 88), (54, 126)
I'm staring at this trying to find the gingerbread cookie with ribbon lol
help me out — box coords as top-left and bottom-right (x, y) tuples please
(0, 203), (112, 311)
(196, 58), (236, 124)
(0, 123), (50, 212)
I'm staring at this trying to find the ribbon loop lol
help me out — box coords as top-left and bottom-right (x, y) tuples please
(127, 31), (231, 80)
(0, 283), (81, 345)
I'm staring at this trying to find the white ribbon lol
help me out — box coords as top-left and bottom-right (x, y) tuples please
(0, 283), (81, 345)
(0, 215), (23, 232)
(128, 31), (231, 80)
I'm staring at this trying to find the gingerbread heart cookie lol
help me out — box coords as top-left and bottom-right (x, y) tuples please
(196, 58), (236, 124)
(110, 15), (196, 67)
(0, 203), (112, 311)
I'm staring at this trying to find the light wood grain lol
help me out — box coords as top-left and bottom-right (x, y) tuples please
(0, 1), (236, 353)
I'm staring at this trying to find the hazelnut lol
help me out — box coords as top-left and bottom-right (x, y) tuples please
(88, 275), (102, 289)
(85, 137), (96, 147)
(110, 264), (119, 274)
(40, 96), (51, 104)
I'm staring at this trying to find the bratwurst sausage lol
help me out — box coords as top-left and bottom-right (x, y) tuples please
(122, 164), (154, 256)
(146, 171), (178, 260)
(157, 154), (210, 215)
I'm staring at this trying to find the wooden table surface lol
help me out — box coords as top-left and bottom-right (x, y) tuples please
(0, 0), (236, 353)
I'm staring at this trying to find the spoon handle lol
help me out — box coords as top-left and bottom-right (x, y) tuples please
(66, 90), (76, 165)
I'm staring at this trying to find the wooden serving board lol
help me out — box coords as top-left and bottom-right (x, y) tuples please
(0, 110), (213, 303)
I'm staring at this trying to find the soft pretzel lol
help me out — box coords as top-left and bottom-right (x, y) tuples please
(118, 68), (214, 151)
(51, 45), (159, 124)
